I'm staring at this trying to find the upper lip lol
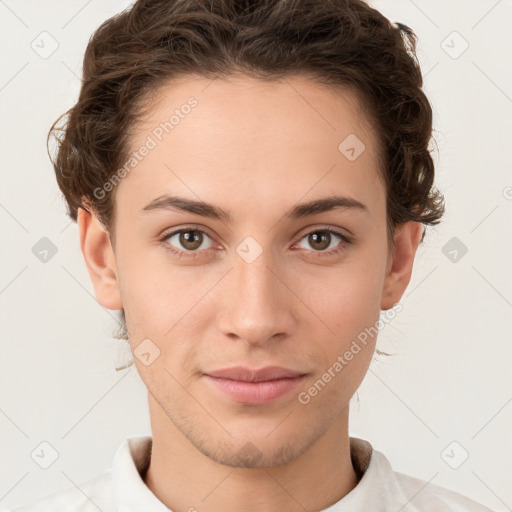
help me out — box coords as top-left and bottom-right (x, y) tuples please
(205, 365), (307, 383)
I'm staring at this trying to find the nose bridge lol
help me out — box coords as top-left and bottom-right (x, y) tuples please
(217, 242), (295, 344)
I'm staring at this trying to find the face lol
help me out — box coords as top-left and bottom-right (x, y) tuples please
(81, 74), (419, 468)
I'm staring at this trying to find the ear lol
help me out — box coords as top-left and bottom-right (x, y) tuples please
(77, 207), (123, 310)
(380, 221), (424, 311)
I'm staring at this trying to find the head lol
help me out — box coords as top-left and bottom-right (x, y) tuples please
(48, 0), (444, 467)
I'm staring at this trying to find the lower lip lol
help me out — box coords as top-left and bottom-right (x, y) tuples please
(204, 375), (307, 405)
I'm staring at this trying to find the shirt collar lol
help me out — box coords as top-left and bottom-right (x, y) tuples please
(321, 437), (412, 510)
(114, 435), (170, 512)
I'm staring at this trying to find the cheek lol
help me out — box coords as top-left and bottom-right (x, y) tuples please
(300, 277), (381, 407)
(114, 239), (172, 337)
(115, 242), (213, 342)
(301, 258), (384, 342)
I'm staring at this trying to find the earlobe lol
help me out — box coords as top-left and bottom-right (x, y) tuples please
(380, 221), (424, 311)
(77, 207), (123, 310)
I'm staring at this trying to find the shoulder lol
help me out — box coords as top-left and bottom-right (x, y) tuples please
(5, 470), (114, 512)
(4, 435), (152, 512)
(396, 472), (496, 511)
(390, 464), (495, 511)
(349, 440), (496, 512)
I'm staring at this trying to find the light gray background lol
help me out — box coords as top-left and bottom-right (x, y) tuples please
(0, 0), (511, 510)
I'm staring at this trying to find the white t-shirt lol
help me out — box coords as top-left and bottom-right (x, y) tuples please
(4, 435), (495, 511)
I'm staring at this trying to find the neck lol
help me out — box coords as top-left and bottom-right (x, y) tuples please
(143, 393), (360, 512)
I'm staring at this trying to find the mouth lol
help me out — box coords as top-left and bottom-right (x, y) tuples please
(204, 365), (307, 382)
(203, 374), (308, 405)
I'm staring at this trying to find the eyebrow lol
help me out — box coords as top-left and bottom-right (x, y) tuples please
(141, 194), (368, 222)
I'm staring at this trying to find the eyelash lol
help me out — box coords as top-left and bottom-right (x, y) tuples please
(159, 224), (352, 260)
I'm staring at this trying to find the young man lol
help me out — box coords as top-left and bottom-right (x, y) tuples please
(6, 0), (495, 510)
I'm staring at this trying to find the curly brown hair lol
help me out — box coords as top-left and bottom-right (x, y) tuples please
(48, 0), (445, 344)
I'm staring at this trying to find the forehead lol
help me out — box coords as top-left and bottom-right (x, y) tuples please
(117, 74), (385, 220)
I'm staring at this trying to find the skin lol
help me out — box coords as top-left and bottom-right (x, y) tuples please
(78, 74), (423, 512)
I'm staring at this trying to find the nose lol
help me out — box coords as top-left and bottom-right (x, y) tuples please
(216, 247), (297, 346)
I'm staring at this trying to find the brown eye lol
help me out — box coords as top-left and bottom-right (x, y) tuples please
(295, 228), (350, 255)
(164, 229), (213, 253)
(308, 231), (331, 251)
(179, 230), (203, 250)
